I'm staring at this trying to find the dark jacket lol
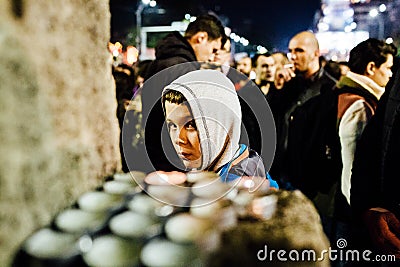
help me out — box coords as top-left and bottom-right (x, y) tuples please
(143, 32), (198, 80)
(133, 32), (200, 172)
(350, 69), (400, 256)
(269, 67), (337, 185)
(351, 69), (400, 219)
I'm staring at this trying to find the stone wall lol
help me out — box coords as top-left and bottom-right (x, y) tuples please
(0, 1), (121, 265)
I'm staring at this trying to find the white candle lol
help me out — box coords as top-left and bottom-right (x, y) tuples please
(103, 180), (137, 195)
(190, 198), (223, 219)
(144, 171), (186, 185)
(165, 213), (211, 244)
(82, 235), (141, 267)
(127, 194), (163, 216)
(191, 179), (231, 199)
(113, 172), (134, 183)
(109, 211), (157, 238)
(78, 191), (123, 212)
(23, 228), (77, 259)
(140, 238), (199, 267)
(55, 209), (107, 234)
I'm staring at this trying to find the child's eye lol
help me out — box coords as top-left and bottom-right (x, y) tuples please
(167, 121), (177, 130)
(185, 120), (197, 130)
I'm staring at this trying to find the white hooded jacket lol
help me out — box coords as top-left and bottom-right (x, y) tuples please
(162, 69), (242, 172)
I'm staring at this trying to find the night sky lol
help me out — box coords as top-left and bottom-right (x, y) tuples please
(110, 0), (321, 51)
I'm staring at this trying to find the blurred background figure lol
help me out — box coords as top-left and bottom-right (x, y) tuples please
(142, 13), (225, 80)
(338, 61), (350, 77)
(271, 52), (290, 70)
(112, 64), (135, 110)
(320, 55), (343, 81)
(138, 13), (226, 172)
(269, 31), (337, 191)
(112, 63), (135, 172)
(235, 55), (253, 78)
(120, 59), (154, 172)
(334, 38), (397, 252)
(206, 37), (264, 159)
(209, 36), (233, 72)
(271, 52), (291, 89)
(252, 53), (277, 96)
(132, 59), (152, 97)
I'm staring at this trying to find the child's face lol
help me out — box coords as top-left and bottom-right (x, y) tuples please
(165, 101), (202, 169)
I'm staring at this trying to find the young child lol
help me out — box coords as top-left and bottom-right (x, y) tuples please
(162, 69), (278, 187)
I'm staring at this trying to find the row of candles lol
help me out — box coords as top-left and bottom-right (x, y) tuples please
(13, 170), (277, 267)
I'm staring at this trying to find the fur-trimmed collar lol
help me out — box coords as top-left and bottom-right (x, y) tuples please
(337, 71), (385, 100)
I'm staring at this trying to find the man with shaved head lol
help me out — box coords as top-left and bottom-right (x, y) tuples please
(268, 31), (339, 248)
(288, 31), (321, 78)
(269, 31), (337, 189)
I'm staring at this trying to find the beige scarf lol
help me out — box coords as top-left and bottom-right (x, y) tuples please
(338, 71), (385, 100)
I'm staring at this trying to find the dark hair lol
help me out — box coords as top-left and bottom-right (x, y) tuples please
(251, 53), (272, 68)
(324, 60), (342, 80)
(162, 90), (187, 105)
(184, 14), (225, 41)
(348, 38), (398, 74)
(220, 34), (229, 50)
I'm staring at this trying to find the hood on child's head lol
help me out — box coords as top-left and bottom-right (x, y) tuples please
(162, 69), (242, 171)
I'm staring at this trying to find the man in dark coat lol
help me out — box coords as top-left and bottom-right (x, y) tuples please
(124, 14), (225, 173)
(268, 31), (337, 187)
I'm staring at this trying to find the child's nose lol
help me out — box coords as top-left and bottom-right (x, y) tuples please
(175, 128), (187, 145)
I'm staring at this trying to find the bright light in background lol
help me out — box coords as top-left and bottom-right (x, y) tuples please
(224, 27), (231, 36)
(126, 46), (139, 64)
(322, 6), (332, 16)
(115, 42), (122, 49)
(184, 14), (191, 20)
(149, 0), (156, 7)
(318, 22), (330, 32)
(344, 22), (357, 33)
(141, 0), (150, 4)
(257, 46), (268, 54)
(189, 16), (196, 22)
(316, 31), (369, 62)
(379, 4), (386, 12)
(386, 37), (393, 44)
(369, 8), (378, 18)
(343, 8), (354, 18)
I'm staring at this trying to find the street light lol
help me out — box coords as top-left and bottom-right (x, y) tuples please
(136, 0), (156, 55)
